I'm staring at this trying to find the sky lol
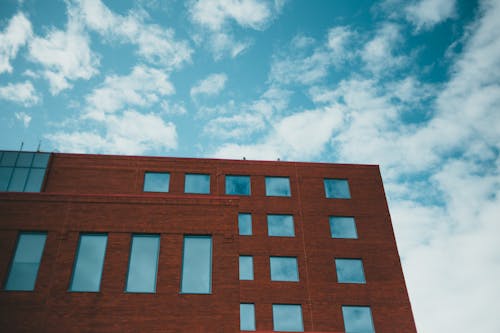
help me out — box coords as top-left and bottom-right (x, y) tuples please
(1, 0), (500, 331)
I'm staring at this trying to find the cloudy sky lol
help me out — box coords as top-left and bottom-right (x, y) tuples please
(1, 0), (500, 331)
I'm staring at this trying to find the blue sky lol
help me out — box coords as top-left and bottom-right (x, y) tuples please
(1, 0), (499, 331)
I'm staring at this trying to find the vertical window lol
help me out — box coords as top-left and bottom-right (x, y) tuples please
(225, 175), (251, 195)
(70, 234), (108, 292)
(272, 304), (304, 332)
(267, 214), (295, 237)
(240, 303), (256, 331)
(329, 216), (358, 239)
(265, 176), (291, 196)
(335, 259), (366, 284)
(324, 178), (351, 199)
(184, 173), (210, 194)
(0, 151), (49, 192)
(239, 256), (254, 280)
(342, 306), (375, 333)
(181, 235), (212, 294)
(4, 232), (47, 291)
(238, 213), (252, 236)
(125, 234), (160, 293)
(270, 257), (299, 282)
(143, 172), (170, 192)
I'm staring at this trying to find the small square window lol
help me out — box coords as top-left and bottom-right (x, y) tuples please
(272, 304), (304, 332)
(144, 172), (170, 192)
(267, 214), (295, 237)
(335, 258), (366, 284)
(184, 173), (210, 194)
(240, 303), (256, 331)
(330, 216), (358, 239)
(342, 306), (375, 333)
(225, 175), (251, 195)
(270, 256), (299, 282)
(238, 213), (252, 236)
(324, 178), (351, 199)
(265, 176), (291, 196)
(239, 256), (254, 280)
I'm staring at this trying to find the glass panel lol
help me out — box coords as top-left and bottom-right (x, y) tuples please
(330, 216), (358, 239)
(225, 175), (251, 195)
(16, 153), (34, 167)
(0, 167), (13, 191)
(238, 213), (252, 236)
(267, 214), (295, 237)
(184, 173), (210, 194)
(240, 303), (256, 331)
(265, 177), (291, 196)
(126, 235), (160, 293)
(336, 259), (366, 283)
(324, 178), (351, 199)
(342, 306), (375, 333)
(70, 234), (108, 292)
(0, 152), (18, 166)
(181, 236), (212, 294)
(270, 257), (299, 282)
(143, 172), (170, 192)
(32, 153), (50, 168)
(5, 232), (47, 291)
(24, 168), (46, 192)
(7, 167), (29, 192)
(272, 304), (304, 332)
(239, 256), (254, 280)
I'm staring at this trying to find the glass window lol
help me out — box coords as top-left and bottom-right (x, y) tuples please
(335, 259), (366, 284)
(8, 167), (29, 191)
(272, 304), (304, 332)
(238, 213), (252, 236)
(0, 151), (18, 166)
(4, 232), (47, 291)
(70, 234), (108, 292)
(0, 167), (13, 191)
(181, 235), (212, 294)
(32, 153), (50, 168)
(265, 176), (291, 196)
(342, 306), (375, 333)
(240, 303), (256, 331)
(324, 178), (351, 199)
(330, 216), (358, 239)
(125, 234), (160, 293)
(239, 256), (254, 280)
(185, 173), (210, 194)
(24, 168), (47, 192)
(225, 175), (251, 195)
(143, 172), (170, 192)
(267, 214), (295, 237)
(0, 151), (49, 192)
(16, 152), (34, 167)
(270, 257), (299, 282)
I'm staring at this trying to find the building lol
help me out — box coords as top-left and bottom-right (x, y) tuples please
(0, 150), (416, 332)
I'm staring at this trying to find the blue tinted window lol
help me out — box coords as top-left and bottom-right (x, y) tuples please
(273, 304), (304, 332)
(0, 152), (18, 166)
(270, 257), (299, 282)
(0, 151), (49, 192)
(240, 303), (256, 331)
(24, 168), (46, 192)
(239, 256), (254, 280)
(181, 235), (212, 294)
(126, 234), (160, 293)
(336, 259), (366, 283)
(238, 213), (252, 236)
(70, 234), (107, 292)
(16, 153), (34, 167)
(8, 167), (29, 191)
(143, 172), (170, 192)
(0, 167), (13, 191)
(185, 174), (210, 194)
(265, 177), (291, 196)
(324, 178), (351, 199)
(267, 214), (295, 237)
(5, 232), (47, 291)
(225, 175), (250, 195)
(330, 216), (358, 239)
(342, 306), (375, 333)
(32, 153), (50, 168)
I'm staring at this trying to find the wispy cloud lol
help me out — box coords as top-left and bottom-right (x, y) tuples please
(15, 111), (32, 128)
(0, 81), (40, 106)
(0, 12), (32, 74)
(190, 73), (228, 98)
(405, 0), (457, 31)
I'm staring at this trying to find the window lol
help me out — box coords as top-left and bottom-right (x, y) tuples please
(240, 303), (256, 331)
(267, 214), (295, 237)
(181, 235), (212, 294)
(239, 256), (254, 280)
(324, 178), (351, 199)
(342, 306), (375, 333)
(272, 304), (304, 332)
(330, 216), (358, 239)
(125, 234), (160, 293)
(270, 256), (299, 282)
(225, 175), (251, 195)
(185, 173), (210, 194)
(238, 213), (252, 236)
(4, 232), (47, 291)
(143, 172), (170, 192)
(335, 259), (366, 284)
(70, 234), (107, 292)
(265, 176), (291, 196)
(0, 151), (50, 192)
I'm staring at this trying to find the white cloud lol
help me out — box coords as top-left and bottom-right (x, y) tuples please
(15, 111), (32, 128)
(191, 73), (228, 98)
(0, 81), (40, 106)
(327, 26), (355, 63)
(0, 12), (32, 74)
(208, 32), (251, 60)
(160, 101), (188, 115)
(406, 0), (456, 30)
(204, 113), (266, 139)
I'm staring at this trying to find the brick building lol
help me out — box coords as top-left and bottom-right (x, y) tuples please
(0, 150), (416, 332)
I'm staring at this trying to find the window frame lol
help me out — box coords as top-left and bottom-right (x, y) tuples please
(125, 234), (160, 293)
(265, 176), (291, 197)
(239, 255), (254, 281)
(267, 214), (295, 237)
(180, 235), (213, 294)
(272, 304), (304, 332)
(184, 173), (211, 194)
(342, 305), (375, 333)
(225, 175), (251, 196)
(335, 258), (366, 284)
(270, 256), (299, 282)
(324, 178), (351, 199)
(240, 303), (256, 331)
(69, 233), (108, 292)
(329, 216), (358, 239)
(238, 213), (253, 236)
(143, 171), (170, 193)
